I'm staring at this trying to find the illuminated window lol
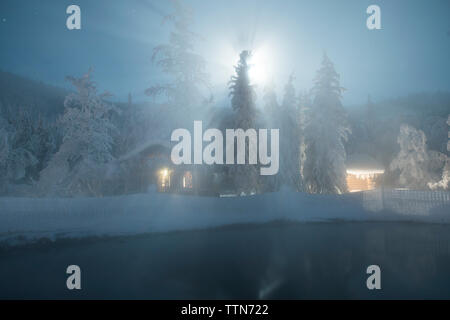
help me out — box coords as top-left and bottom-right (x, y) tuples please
(158, 168), (171, 191)
(182, 171), (193, 189)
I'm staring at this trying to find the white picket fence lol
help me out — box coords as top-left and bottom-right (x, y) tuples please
(361, 189), (450, 216)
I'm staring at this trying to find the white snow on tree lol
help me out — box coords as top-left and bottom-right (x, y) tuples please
(228, 50), (259, 195)
(298, 90), (311, 184)
(263, 80), (279, 128)
(39, 70), (117, 196)
(261, 81), (281, 191)
(279, 74), (302, 190)
(303, 53), (351, 194)
(145, 0), (210, 128)
(390, 124), (446, 190)
(0, 107), (55, 192)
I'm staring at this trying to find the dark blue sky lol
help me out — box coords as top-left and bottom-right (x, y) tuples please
(1, 0), (449, 105)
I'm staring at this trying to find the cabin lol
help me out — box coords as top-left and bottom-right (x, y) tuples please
(120, 139), (229, 196)
(142, 146), (216, 196)
(155, 164), (214, 195)
(346, 154), (385, 193)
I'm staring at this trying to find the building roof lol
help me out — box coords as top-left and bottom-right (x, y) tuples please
(118, 139), (170, 162)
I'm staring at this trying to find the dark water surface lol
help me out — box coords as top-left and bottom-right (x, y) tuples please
(1, 222), (450, 299)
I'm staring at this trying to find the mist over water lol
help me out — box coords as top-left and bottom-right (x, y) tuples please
(1, 222), (450, 299)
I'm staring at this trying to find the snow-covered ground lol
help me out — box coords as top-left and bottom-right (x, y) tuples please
(0, 189), (449, 246)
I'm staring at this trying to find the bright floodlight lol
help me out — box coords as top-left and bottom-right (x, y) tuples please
(248, 47), (270, 85)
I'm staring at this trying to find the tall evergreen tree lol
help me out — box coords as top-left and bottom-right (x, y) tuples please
(39, 70), (117, 196)
(279, 74), (302, 190)
(228, 50), (259, 195)
(0, 108), (55, 185)
(263, 80), (279, 128)
(146, 0), (210, 127)
(390, 124), (442, 189)
(298, 90), (311, 182)
(303, 53), (351, 194)
(262, 81), (281, 191)
(6, 109), (38, 183)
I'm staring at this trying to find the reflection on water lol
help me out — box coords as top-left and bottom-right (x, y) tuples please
(1, 222), (450, 299)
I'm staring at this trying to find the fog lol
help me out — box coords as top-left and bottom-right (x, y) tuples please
(1, 0), (450, 104)
(1, 0), (450, 300)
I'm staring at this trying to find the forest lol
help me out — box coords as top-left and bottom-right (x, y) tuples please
(0, 1), (448, 198)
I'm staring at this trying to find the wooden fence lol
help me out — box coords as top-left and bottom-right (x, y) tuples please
(361, 189), (450, 216)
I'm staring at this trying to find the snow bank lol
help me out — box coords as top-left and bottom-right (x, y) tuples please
(0, 189), (449, 246)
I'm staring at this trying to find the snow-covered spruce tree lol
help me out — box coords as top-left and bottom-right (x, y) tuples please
(279, 74), (302, 190)
(303, 53), (351, 194)
(7, 109), (38, 184)
(298, 90), (311, 183)
(263, 80), (279, 127)
(228, 50), (259, 195)
(39, 70), (117, 196)
(261, 81), (281, 191)
(31, 117), (57, 177)
(0, 108), (55, 187)
(19, 115), (56, 182)
(389, 124), (437, 189)
(146, 0), (210, 128)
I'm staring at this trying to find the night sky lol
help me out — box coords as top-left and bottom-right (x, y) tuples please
(1, 0), (449, 105)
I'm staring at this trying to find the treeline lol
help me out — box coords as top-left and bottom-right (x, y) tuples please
(0, 0), (448, 197)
